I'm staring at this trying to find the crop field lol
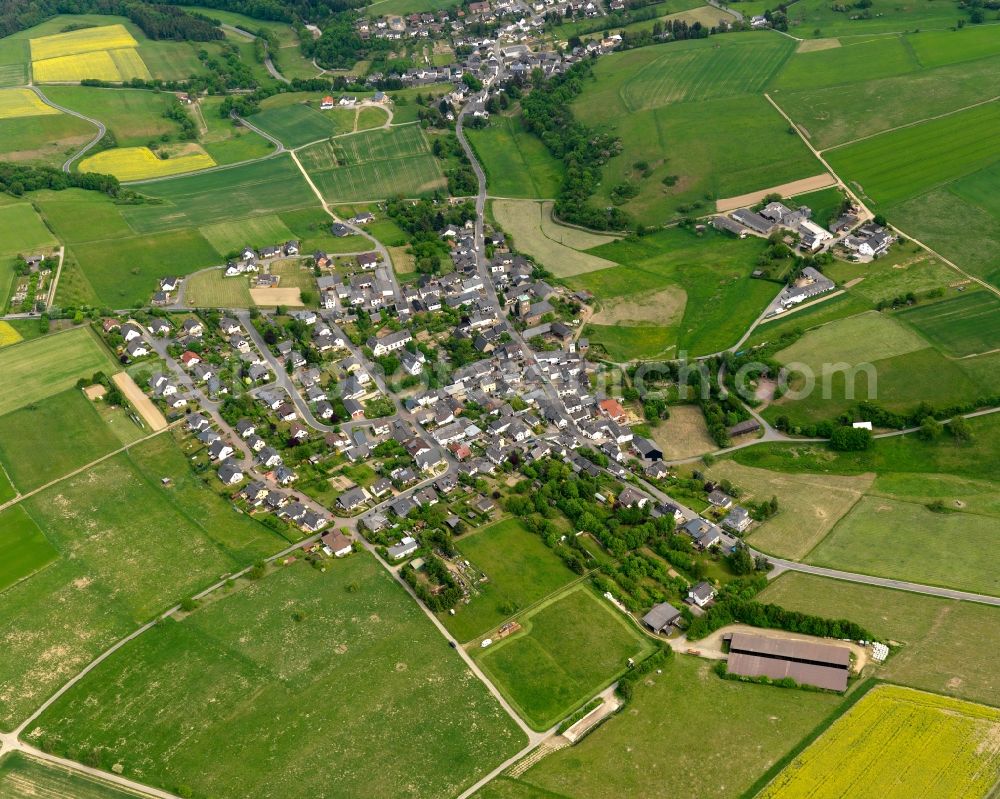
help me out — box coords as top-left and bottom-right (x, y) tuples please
(475, 585), (655, 730)
(0, 321), (22, 347)
(31, 555), (526, 799)
(250, 101), (358, 148)
(492, 200), (618, 278)
(806, 496), (999, 596)
(776, 53), (1000, 151)
(578, 92), (822, 224)
(0, 753), (140, 798)
(896, 292), (1000, 357)
(33, 48), (151, 84)
(825, 101), (1000, 207)
(199, 213), (295, 256)
(908, 24), (1000, 69)
(0, 505), (58, 593)
(770, 34), (916, 93)
(0, 88), (57, 119)
(706, 460), (872, 560)
(0, 433), (285, 729)
(758, 685), (1000, 799)
(444, 518), (578, 643)
(122, 155), (317, 233)
(760, 572), (1000, 705)
(278, 207), (368, 252)
(496, 656), (845, 799)
(573, 228), (777, 357)
(581, 36), (793, 116)
(68, 227), (219, 307)
(29, 24), (136, 61)
(0, 112), (96, 167)
(0, 202), (58, 254)
(783, 0), (968, 37)
(951, 159), (1000, 221)
(79, 145), (216, 181)
(326, 122), (429, 165)
(0, 327), (117, 416)
(774, 311), (927, 372)
(43, 86), (181, 147)
(467, 114), (564, 199)
(0, 388), (122, 492)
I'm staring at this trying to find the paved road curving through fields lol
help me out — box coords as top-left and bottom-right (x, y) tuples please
(29, 85), (106, 173)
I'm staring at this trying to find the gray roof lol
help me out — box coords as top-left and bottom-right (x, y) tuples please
(642, 602), (681, 633)
(726, 632), (850, 692)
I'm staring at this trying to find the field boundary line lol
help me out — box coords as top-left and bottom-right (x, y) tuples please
(821, 95), (1000, 153)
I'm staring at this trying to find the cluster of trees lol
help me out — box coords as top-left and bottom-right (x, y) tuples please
(1, 0), (220, 40)
(617, 17), (721, 50)
(432, 134), (477, 195)
(829, 425), (873, 451)
(519, 60), (630, 231)
(384, 197), (475, 275)
(217, 76), (341, 116)
(0, 163), (123, 197)
(400, 556), (462, 612)
(686, 575), (872, 641)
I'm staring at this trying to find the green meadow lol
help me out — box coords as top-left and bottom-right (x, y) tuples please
(897, 292), (1000, 358)
(0, 752), (140, 799)
(0, 505), (57, 593)
(0, 202), (58, 255)
(31, 555), (526, 799)
(466, 113), (564, 199)
(250, 95), (360, 148)
(43, 86), (179, 146)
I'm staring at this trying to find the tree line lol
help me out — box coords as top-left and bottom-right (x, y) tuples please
(0, 0), (223, 40)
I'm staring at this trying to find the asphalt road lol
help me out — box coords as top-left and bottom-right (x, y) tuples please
(29, 85), (106, 172)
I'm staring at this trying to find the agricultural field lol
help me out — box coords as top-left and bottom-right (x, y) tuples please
(896, 291), (1000, 357)
(0, 202), (59, 254)
(572, 228), (778, 358)
(0, 111), (95, 167)
(0, 753), (141, 799)
(198, 213), (295, 257)
(466, 113), (564, 199)
(0, 327), (117, 416)
(783, 0), (974, 37)
(648, 405), (718, 460)
(121, 155), (317, 233)
(0, 505), (58, 593)
(770, 34), (917, 93)
(824, 245), (959, 305)
(706, 460), (873, 560)
(489, 656), (846, 799)
(250, 97), (360, 149)
(443, 518), (579, 643)
(475, 585), (655, 730)
(278, 207), (369, 253)
(492, 199), (618, 278)
(825, 101), (1000, 208)
(30, 555), (526, 799)
(301, 124), (445, 202)
(757, 685), (1000, 799)
(30, 25), (151, 83)
(0, 388), (123, 493)
(0, 432), (286, 729)
(582, 35), (793, 114)
(805, 495), (999, 596)
(0, 320), (22, 347)
(194, 96), (275, 165)
(760, 572), (1000, 706)
(79, 145), (216, 182)
(43, 86), (181, 147)
(0, 87), (57, 118)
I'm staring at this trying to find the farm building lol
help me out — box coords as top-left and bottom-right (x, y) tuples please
(725, 632), (851, 692)
(642, 602), (681, 633)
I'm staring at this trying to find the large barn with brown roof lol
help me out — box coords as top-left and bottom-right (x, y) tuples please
(725, 632), (851, 692)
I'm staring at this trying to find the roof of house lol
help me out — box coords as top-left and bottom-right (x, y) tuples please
(689, 581), (715, 602)
(642, 602), (681, 632)
(726, 632), (850, 692)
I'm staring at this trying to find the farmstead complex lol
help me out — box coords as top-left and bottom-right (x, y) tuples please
(0, 0), (997, 797)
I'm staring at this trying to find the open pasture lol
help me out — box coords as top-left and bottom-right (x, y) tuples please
(444, 518), (578, 643)
(466, 113), (563, 199)
(199, 213), (295, 256)
(79, 145), (216, 182)
(776, 53), (1000, 150)
(807, 495), (1000, 596)
(760, 572), (1000, 705)
(784, 0), (969, 37)
(897, 291), (1000, 357)
(706, 460), (872, 560)
(0, 88), (57, 119)
(122, 155), (317, 233)
(44, 86), (180, 147)
(0, 327), (117, 416)
(250, 99), (358, 148)
(0, 202), (58, 254)
(0, 506), (57, 593)
(0, 753), (141, 799)
(0, 388), (122, 493)
(492, 200), (618, 277)
(31, 555), (526, 799)
(0, 112), (95, 168)
(475, 585), (655, 730)
(498, 656), (845, 799)
(950, 158), (1000, 220)
(195, 96), (275, 165)
(825, 101), (1000, 207)
(648, 405), (718, 460)
(825, 246), (958, 305)
(909, 24), (1000, 69)
(0, 433), (285, 729)
(758, 685), (1000, 799)
(184, 269), (252, 308)
(771, 34), (916, 93)
(580, 36), (793, 118)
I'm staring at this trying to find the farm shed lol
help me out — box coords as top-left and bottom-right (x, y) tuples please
(642, 602), (681, 633)
(726, 632), (850, 692)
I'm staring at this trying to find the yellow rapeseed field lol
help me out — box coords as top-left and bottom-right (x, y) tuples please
(32, 49), (151, 83)
(0, 322), (23, 347)
(758, 685), (1000, 799)
(29, 24), (137, 61)
(79, 146), (217, 181)
(0, 88), (59, 119)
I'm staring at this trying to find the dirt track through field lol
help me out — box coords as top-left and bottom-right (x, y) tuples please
(715, 173), (837, 212)
(112, 372), (166, 431)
